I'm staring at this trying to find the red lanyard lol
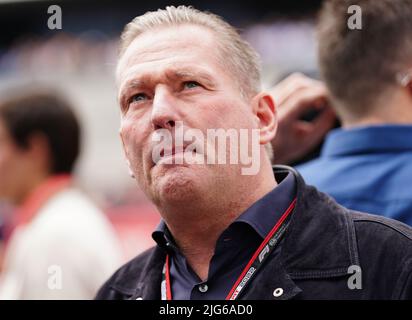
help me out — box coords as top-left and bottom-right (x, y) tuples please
(161, 197), (297, 300)
(162, 254), (173, 300)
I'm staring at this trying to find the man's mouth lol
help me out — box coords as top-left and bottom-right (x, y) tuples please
(152, 144), (199, 166)
(160, 145), (187, 157)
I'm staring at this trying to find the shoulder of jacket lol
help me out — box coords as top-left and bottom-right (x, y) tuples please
(95, 247), (157, 299)
(349, 210), (412, 241)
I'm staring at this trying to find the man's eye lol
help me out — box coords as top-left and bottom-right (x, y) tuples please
(183, 81), (200, 89)
(130, 93), (148, 103)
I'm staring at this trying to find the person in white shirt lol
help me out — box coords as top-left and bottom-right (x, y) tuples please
(0, 89), (122, 299)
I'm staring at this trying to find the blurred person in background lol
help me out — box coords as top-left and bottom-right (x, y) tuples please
(0, 89), (121, 299)
(271, 0), (412, 225)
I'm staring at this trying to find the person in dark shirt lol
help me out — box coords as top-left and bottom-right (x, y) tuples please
(97, 5), (412, 300)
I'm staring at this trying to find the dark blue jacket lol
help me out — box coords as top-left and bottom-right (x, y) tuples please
(96, 166), (412, 300)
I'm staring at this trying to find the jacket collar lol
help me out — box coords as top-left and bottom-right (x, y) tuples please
(321, 125), (412, 157)
(127, 165), (358, 300)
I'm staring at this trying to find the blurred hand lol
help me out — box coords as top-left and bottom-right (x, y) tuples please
(269, 73), (336, 164)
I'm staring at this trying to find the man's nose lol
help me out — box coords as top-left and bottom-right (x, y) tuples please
(150, 86), (179, 130)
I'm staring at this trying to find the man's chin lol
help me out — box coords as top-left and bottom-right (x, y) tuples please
(151, 166), (199, 204)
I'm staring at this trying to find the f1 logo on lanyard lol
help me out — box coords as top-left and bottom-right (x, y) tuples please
(161, 198), (297, 301)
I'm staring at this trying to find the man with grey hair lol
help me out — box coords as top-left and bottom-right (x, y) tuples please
(96, 6), (412, 300)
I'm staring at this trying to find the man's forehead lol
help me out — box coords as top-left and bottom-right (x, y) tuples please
(123, 61), (214, 79)
(117, 53), (202, 84)
(116, 25), (219, 82)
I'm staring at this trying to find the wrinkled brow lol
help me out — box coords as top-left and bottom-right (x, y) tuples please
(169, 69), (215, 86)
(119, 67), (216, 99)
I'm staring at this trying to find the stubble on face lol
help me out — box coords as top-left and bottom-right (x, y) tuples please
(118, 25), (256, 210)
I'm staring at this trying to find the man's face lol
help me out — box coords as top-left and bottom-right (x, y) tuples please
(117, 25), (259, 206)
(0, 119), (28, 203)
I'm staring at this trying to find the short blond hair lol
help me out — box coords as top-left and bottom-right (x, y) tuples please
(118, 5), (261, 99)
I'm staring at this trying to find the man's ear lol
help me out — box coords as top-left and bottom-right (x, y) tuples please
(25, 133), (52, 173)
(251, 92), (277, 145)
